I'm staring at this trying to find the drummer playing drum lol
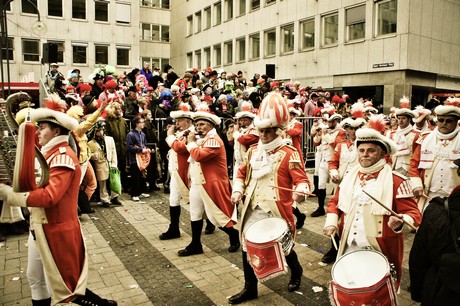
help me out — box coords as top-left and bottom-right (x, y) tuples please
(229, 93), (311, 305)
(323, 118), (422, 295)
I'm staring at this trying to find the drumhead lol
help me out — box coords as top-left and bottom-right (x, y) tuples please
(331, 250), (389, 289)
(244, 217), (288, 244)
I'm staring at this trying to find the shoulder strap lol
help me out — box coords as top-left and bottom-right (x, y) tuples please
(444, 199), (460, 254)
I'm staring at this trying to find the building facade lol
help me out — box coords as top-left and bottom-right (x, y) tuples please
(169, 0), (460, 109)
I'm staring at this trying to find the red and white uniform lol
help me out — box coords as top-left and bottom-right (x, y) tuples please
(186, 129), (236, 227)
(166, 127), (193, 206)
(230, 123), (259, 179)
(233, 141), (310, 241)
(285, 118), (304, 163)
(328, 139), (357, 183)
(325, 164), (421, 289)
(389, 127), (420, 176)
(27, 137), (88, 302)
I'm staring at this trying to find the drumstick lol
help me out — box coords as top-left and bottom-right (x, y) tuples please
(420, 193), (432, 201)
(269, 185), (316, 196)
(331, 233), (338, 251)
(362, 190), (417, 231)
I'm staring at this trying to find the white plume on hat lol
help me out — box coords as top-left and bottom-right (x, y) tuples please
(412, 105), (432, 123)
(170, 102), (193, 119)
(192, 102), (221, 125)
(321, 103), (342, 121)
(356, 114), (398, 155)
(395, 96), (418, 118)
(364, 101), (378, 114)
(434, 96), (460, 117)
(254, 92), (289, 129)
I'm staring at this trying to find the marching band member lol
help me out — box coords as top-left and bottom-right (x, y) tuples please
(229, 93), (310, 304)
(409, 97), (460, 212)
(323, 118), (421, 292)
(311, 105), (346, 217)
(160, 103), (193, 240)
(0, 107), (117, 305)
(389, 97), (420, 176)
(178, 103), (239, 256)
(227, 101), (259, 182)
(412, 105), (433, 133)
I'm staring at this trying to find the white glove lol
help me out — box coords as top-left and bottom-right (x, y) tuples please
(0, 184), (29, 207)
(0, 184), (12, 200)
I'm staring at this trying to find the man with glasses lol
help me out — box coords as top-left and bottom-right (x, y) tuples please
(410, 97), (460, 212)
(127, 116), (151, 202)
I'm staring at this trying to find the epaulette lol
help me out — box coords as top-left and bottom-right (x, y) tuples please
(289, 151), (302, 169)
(395, 178), (413, 198)
(204, 138), (220, 148)
(415, 131), (431, 145)
(49, 153), (76, 170)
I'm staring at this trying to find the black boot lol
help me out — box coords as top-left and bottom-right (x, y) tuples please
(220, 226), (240, 252)
(204, 219), (215, 235)
(32, 298), (51, 306)
(228, 252), (258, 304)
(310, 175), (319, 197)
(293, 207), (306, 229)
(178, 220), (204, 256)
(322, 236), (339, 264)
(78, 190), (95, 214)
(72, 288), (117, 305)
(159, 206), (181, 240)
(310, 189), (326, 217)
(285, 250), (303, 292)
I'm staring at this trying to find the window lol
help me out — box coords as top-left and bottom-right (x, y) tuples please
(48, 40), (64, 63)
(214, 44), (222, 66)
(116, 3), (131, 24)
(250, 0), (260, 10)
(142, 57), (161, 70)
(72, 43), (87, 64)
(322, 13), (338, 46)
(224, 41), (233, 65)
(204, 47), (211, 67)
(95, 45), (108, 64)
(215, 1), (222, 25)
(236, 37), (245, 62)
(151, 25), (160, 41)
(117, 46), (130, 66)
(376, 0), (397, 36)
(161, 0), (170, 9)
(22, 0), (37, 14)
(141, 24), (169, 42)
(238, 0), (246, 15)
(226, 0), (233, 20)
(22, 39), (39, 62)
(249, 32), (260, 59)
(195, 11), (202, 33)
(141, 0), (169, 8)
(264, 29), (276, 57)
(1, 38), (14, 61)
(204, 7), (211, 30)
(195, 50), (202, 69)
(161, 26), (170, 42)
(187, 15), (193, 36)
(300, 19), (315, 50)
(266, 0), (275, 5)
(346, 5), (365, 41)
(48, 0), (63, 17)
(72, 0), (86, 19)
(187, 52), (193, 69)
(95, 1), (109, 22)
(281, 23), (294, 54)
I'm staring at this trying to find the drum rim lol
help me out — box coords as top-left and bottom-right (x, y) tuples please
(331, 249), (390, 286)
(244, 216), (288, 242)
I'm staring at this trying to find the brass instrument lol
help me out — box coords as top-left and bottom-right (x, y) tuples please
(0, 92), (49, 189)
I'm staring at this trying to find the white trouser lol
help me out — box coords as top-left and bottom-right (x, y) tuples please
(27, 232), (51, 300)
(189, 183), (216, 225)
(169, 172), (181, 207)
(318, 158), (330, 189)
(99, 179), (119, 203)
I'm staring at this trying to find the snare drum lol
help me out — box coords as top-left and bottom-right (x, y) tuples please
(244, 217), (293, 281)
(330, 250), (398, 306)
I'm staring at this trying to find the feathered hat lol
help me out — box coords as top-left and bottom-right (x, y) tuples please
(287, 101), (302, 116)
(254, 92), (289, 129)
(364, 101), (378, 114)
(412, 105), (432, 123)
(31, 107), (78, 132)
(321, 103), (342, 121)
(395, 96), (418, 118)
(389, 107), (397, 119)
(235, 101), (256, 120)
(356, 114), (398, 155)
(351, 101), (365, 119)
(44, 93), (68, 113)
(192, 102), (221, 126)
(434, 96), (460, 117)
(170, 102), (193, 119)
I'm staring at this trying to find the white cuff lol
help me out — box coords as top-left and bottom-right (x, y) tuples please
(186, 142), (199, 152)
(409, 176), (423, 191)
(295, 183), (310, 195)
(165, 135), (176, 147)
(232, 179), (245, 194)
(8, 192), (29, 207)
(329, 169), (339, 178)
(324, 213), (339, 229)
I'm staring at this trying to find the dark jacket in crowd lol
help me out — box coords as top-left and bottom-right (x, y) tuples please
(409, 188), (460, 306)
